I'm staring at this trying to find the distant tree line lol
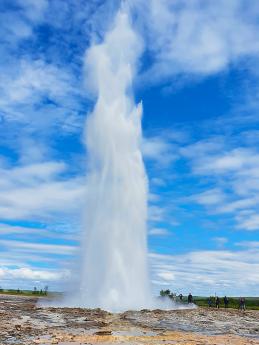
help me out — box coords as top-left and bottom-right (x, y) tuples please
(32, 286), (49, 295)
(0, 286), (49, 295)
(160, 289), (177, 299)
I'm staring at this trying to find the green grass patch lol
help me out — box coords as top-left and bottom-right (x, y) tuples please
(192, 296), (259, 310)
(0, 289), (61, 298)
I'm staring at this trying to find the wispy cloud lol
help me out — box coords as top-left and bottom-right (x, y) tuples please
(0, 266), (69, 283)
(142, 136), (177, 167)
(135, 0), (259, 82)
(0, 161), (85, 220)
(0, 239), (77, 255)
(149, 227), (170, 237)
(177, 133), (259, 231)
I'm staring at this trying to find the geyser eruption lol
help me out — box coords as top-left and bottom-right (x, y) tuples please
(77, 9), (152, 311)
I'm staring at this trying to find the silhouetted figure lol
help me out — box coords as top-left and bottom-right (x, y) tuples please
(239, 297), (246, 311)
(188, 293), (193, 304)
(215, 296), (220, 309)
(224, 296), (229, 308)
(208, 297), (212, 307)
(179, 294), (183, 301)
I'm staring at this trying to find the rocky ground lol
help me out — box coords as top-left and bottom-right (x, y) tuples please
(0, 294), (258, 344)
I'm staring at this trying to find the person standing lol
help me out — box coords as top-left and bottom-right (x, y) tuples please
(239, 297), (246, 311)
(208, 297), (212, 307)
(188, 293), (193, 304)
(215, 296), (220, 309)
(224, 296), (229, 308)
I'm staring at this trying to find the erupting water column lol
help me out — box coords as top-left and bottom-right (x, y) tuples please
(78, 9), (152, 311)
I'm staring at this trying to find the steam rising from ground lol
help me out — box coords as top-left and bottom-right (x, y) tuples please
(74, 9), (152, 311)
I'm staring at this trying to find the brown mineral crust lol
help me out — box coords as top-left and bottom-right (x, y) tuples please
(30, 331), (259, 344)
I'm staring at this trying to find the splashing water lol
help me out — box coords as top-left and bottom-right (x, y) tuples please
(75, 9), (152, 311)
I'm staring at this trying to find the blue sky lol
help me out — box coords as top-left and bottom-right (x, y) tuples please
(1, 0), (259, 296)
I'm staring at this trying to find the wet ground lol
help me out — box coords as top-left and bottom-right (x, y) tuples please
(0, 294), (259, 344)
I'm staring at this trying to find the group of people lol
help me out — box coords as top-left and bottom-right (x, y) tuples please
(178, 293), (193, 304)
(207, 296), (246, 310)
(207, 296), (229, 308)
(178, 293), (246, 310)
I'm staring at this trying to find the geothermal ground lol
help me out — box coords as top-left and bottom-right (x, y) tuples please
(0, 295), (259, 345)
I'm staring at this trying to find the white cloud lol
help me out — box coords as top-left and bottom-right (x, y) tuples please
(236, 213), (259, 231)
(0, 0), (49, 48)
(0, 267), (69, 282)
(235, 241), (259, 249)
(213, 237), (228, 248)
(0, 48), (84, 150)
(148, 205), (165, 222)
(193, 148), (259, 176)
(135, 0), (259, 82)
(0, 161), (85, 220)
(149, 249), (259, 295)
(193, 188), (226, 206)
(0, 239), (76, 255)
(149, 228), (170, 236)
(151, 178), (166, 187)
(0, 223), (79, 242)
(0, 13), (32, 43)
(142, 136), (177, 166)
(179, 136), (259, 231)
(157, 271), (175, 282)
(0, 59), (81, 126)
(6, 60), (72, 103)
(17, 0), (48, 23)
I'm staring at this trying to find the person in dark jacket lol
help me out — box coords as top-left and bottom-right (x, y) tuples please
(239, 297), (246, 311)
(188, 293), (193, 304)
(215, 296), (220, 309)
(224, 296), (229, 308)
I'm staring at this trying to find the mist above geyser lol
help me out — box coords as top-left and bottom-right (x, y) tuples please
(71, 9), (153, 311)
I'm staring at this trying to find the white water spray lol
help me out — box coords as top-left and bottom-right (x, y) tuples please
(75, 9), (152, 311)
(40, 8), (195, 313)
